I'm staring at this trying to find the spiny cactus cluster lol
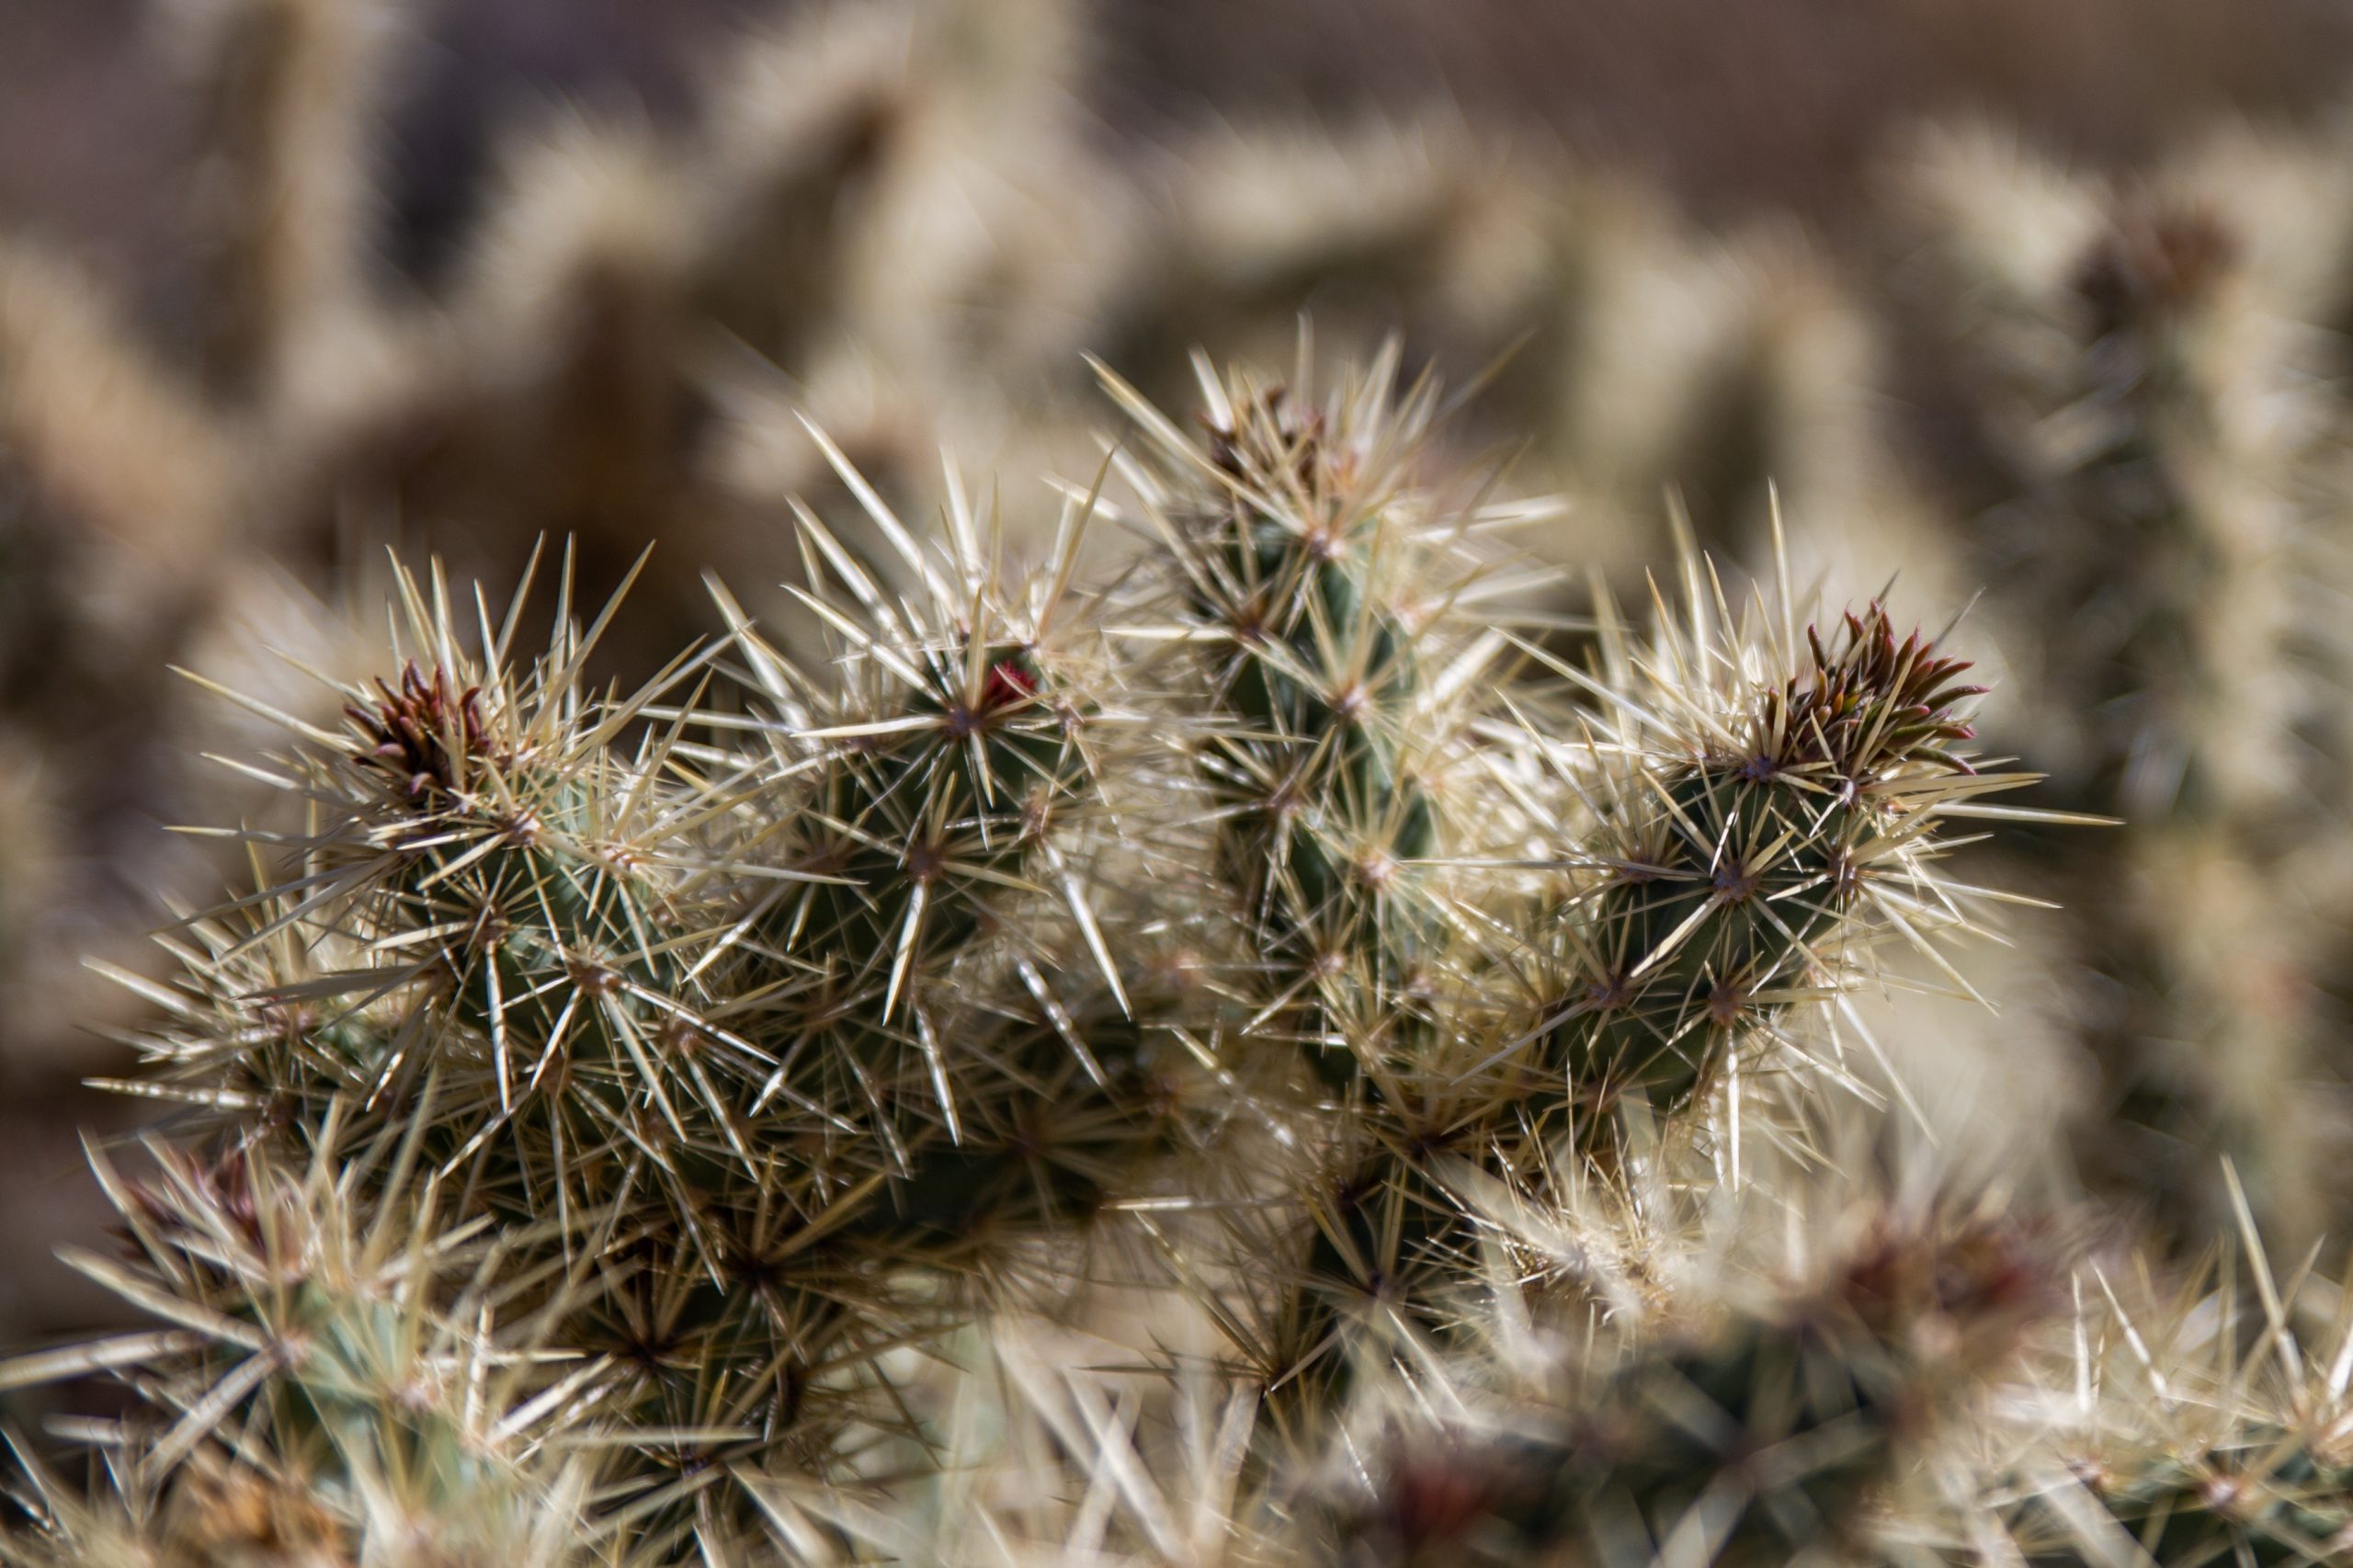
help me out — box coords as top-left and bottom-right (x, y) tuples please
(62, 474), (1188, 1548)
(6, 344), (2266, 1568)
(0, 0), (1941, 1086)
(15, 5), (2353, 1566)
(17, 1), (2341, 1258)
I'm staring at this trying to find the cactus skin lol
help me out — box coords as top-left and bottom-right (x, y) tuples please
(1545, 605), (1986, 1124)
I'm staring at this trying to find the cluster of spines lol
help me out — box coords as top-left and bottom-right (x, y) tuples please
(0, 1124), (613, 1568)
(1336, 1210), (2046, 1568)
(0, 0), (1941, 1136)
(196, 551), (744, 1258)
(15, 4), (2353, 1556)
(1098, 347), (1486, 1085)
(9, 349), (2048, 1564)
(1948, 1219), (2353, 1568)
(702, 437), (1184, 1261)
(1540, 598), (1992, 1125)
(2010, 1444), (2353, 1566)
(1087, 352), (2028, 1446)
(96, 555), (870, 1539)
(54, 470), (1174, 1542)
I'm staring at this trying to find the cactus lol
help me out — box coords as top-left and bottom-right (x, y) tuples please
(2011, 1443), (2353, 1566)
(1086, 350), (2034, 1448)
(0, 1125), (609, 1568)
(1892, 126), (2341, 1254)
(0, 344), (2053, 1566)
(104, 558), (881, 1532)
(1097, 346), (1514, 1084)
(12, 0), (2353, 1555)
(66, 440), (1188, 1539)
(703, 437), (1179, 1256)
(1541, 596), (1993, 1125)
(165, 0), (395, 404)
(1335, 1210), (2047, 1568)
(716, 438), (1110, 1068)
(1094, 347), (1536, 1428)
(177, 551), (756, 1261)
(1980, 1235), (2353, 1568)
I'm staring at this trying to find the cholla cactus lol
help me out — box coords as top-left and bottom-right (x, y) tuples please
(0, 1123), (608, 1568)
(16, 0), (2353, 1554)
(175, 551), (745, 1256)
(0, 0), (1958, 1150)
(1083, 348), (2033, 1444)
(102, 558), (892, 1532)
(1097, 347), (1512, 1076)
(1891, 124), (2337, 827)
(3, 345), (2061, 1565)
(1538, 586), (1998, 1125)
(1333, 1208), (2048, 1568)
(1975, 1219), (2353, 1566)
(64, 485), (1176, 1538)
(1890, 124), (2346, 1253)
(704, 438), (1178, 1271)
(164, 0), (396, 406)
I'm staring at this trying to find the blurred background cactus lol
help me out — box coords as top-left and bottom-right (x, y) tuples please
(9, 0), (2353, 1562)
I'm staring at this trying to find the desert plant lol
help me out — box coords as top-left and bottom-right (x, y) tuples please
(0, 1118), (616, 1568)
(1333, 1207), (2048, 1568)
(1971, 1204), (2353, 1566)
(51, 483), (1173, 1542)
(1086, 347), (2036, 1452)
(1890, 124), (2347, 1253)
(0, 346), (2077, 1568)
